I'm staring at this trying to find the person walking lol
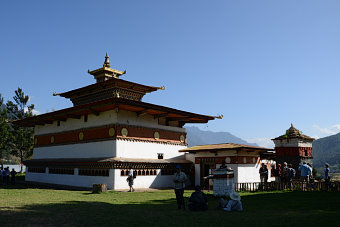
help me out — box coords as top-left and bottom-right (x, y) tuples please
(126, 166), (135, 192)
(173, 165), (187, 210)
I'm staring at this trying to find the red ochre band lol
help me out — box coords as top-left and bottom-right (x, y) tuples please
(34, 125), (186, 147)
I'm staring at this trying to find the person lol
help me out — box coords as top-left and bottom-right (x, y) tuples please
(298, 162), (312, 183)
(1, 167), (7, 185)
(307, 163), (315, 190)
(5, 167), (10, 184)
(188, 185), (208, 211)
(325, 163), (331, 190)
(272, 164), (281, 183)
(0, 167), (3, 184)
(10, 168), (17, 185)
(259, 163), (268, 183)
(218, 191), (243, 212)
(126, 166), (135, 192)
(287, 164), (296, 189)
(173, 165), (187, 210)
(281, 162), (289, 183)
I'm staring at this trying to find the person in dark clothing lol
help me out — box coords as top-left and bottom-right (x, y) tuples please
(188, 185), (208, 211)
(259, 163), (268, 183)
(10, 168), (17, 185)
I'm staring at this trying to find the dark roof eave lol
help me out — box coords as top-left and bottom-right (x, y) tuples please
(13, 97), (216, 127)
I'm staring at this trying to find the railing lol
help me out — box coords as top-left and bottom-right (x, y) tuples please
(234, 181), (340, 192)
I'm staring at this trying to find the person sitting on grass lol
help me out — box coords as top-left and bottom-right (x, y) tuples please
(188, 185), (208, 211)
(218, 192), (243, 212)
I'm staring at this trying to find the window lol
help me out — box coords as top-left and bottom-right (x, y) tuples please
(120, 169), (158, 176)
(28, 167), (45, 173)
(49, 168), (74, 175)
(78, 169), (109, 176)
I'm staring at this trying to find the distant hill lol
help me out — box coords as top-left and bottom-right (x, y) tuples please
(313, 133), (340, 168)
(185, 126), (258, 147)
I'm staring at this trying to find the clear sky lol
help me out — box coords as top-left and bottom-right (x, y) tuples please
(1, 1), (340, 147)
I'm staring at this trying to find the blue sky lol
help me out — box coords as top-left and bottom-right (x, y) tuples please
(1, 1), (340, 147)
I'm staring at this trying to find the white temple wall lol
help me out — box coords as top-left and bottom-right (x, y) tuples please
(116, 109), (186, 133)
(116, 140), (186, 159)
(34, 110), (118, 135)
(237, 165), (261, 183)
(273, 138), (312, 147)
(25, 169), (115, 189)
(34, 109), (185, 137)
(33, 140), (116, 159)
(113, 169), (174, 189)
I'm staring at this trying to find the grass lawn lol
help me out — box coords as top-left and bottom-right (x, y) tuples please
(1, 185), (339, 227)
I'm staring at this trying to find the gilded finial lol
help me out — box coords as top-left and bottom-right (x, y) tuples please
(103, 52), (111, 68)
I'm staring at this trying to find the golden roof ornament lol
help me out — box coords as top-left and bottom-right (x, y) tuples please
(88, 52), (126, 83)
(103, 52), (111, 68)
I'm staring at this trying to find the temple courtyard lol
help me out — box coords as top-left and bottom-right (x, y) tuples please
(1, 185), (339, 226)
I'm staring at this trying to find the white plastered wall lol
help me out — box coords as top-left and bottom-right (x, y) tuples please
(185, 151), (264, 184)
(116, 140), (186, 159)
(33, 140), (116, 159)
(116, 109), (185, 133)
(34, 109), (185, 137)
(113, 169), (174, 189)
(34, 110), (118, 135)
(25, 169), (115, 189)
(273, 138), (313, 147)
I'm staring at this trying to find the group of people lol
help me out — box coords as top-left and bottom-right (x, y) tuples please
(126, 164), (243, 212)
(173, 165), (242, 212)
(1, 166), (17, 185)
(261, 161), (332, 188)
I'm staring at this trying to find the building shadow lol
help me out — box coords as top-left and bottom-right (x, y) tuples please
(1, 190), (339, 227)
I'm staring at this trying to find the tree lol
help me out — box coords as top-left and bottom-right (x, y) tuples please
(6, 88), (35, 172)
(0, 93), (10, 165)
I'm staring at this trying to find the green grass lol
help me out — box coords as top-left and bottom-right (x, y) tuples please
(1, 185), (339, 227)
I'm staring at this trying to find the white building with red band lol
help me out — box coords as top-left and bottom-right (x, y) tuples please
(15, 53), (221, 190)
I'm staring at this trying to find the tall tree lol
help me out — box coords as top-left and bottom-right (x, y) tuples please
(0, 93), (10, 165)
(6, 88), (35, 172)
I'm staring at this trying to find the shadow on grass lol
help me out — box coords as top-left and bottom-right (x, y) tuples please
(1, 191), (340, 227)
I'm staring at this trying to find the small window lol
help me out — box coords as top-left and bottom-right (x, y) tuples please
(305, 149), (308, 157)
(158, 153), (164, 159)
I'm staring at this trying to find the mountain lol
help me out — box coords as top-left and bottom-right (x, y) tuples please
(185, 126), (258, 147)
(313, 133), (340, 168)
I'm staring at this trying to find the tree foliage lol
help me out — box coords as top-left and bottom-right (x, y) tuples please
(5, 88), (35, 172)
(0, 93), (10, 162)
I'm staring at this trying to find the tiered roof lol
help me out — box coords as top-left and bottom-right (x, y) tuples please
(272, 124), (314, 141)
(14, 53), (221, 127)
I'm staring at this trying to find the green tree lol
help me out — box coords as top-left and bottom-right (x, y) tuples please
(6, 88), (35, 172)
(0, 93), (10, 165)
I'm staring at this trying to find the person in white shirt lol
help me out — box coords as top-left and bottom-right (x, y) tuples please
(173, 165), (187, 210)
(218, 191), (243, 212)
(126, 166), (135, 192)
